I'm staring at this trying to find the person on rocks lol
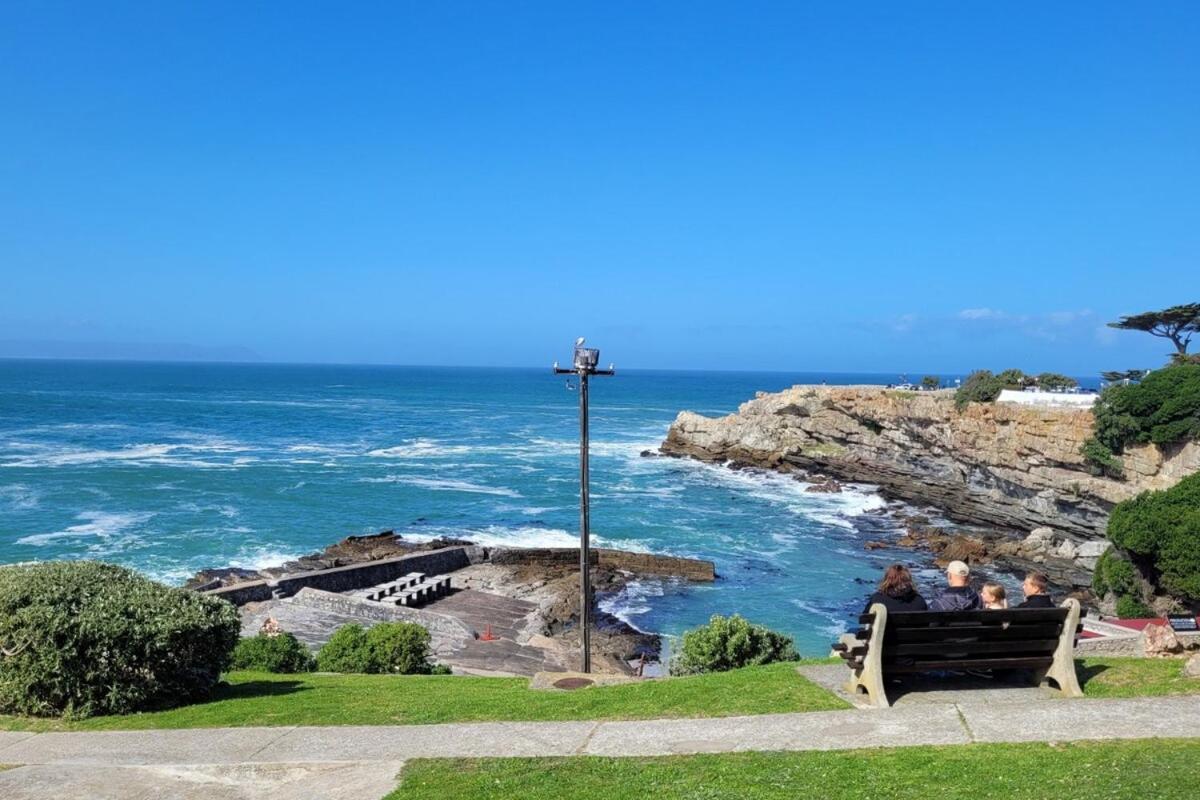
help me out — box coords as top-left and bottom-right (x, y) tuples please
(928, 560), (983, 611)
(1017, 572), (1054, 608)
(863, 563), (928, 613)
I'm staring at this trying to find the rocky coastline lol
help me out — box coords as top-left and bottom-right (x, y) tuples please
(659, 385), (1199, 593)
(187, 531), (714, 672)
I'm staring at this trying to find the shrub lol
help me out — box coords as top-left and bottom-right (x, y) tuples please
(1091, 549), (1138, 598)
(954, 369), (1028, 410)
(1091, 364), (1200, 452)
(1036, 372), (1078, 392)
(316, 622), (440, 674)
(231, 633), (315, 673)
(920, 375), (940, 390)
(1107, 472), (1200, 602)
(0, 561), (240, 718)
(1081, 438), (1124, 479)
(1115, 595), (1154, 619)
(670, 614), (798, 676)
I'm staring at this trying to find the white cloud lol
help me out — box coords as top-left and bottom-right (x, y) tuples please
(957, 308), (1006, 321)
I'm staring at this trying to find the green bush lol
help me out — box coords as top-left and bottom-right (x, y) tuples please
(231, 633), (315, 673)
(1081, 438), (1125, 479)
(1090, 363), (1200, 452)
(1115, 595), (1154, 619)
(954, 369), (1028, 410)
(670, 614), (798, 676)
(1091, 549), (1138, 597)
(1036, 372), (1078, 392)
(1107, 472), (1200, 601)
(0, 561), (239, 718)
(316, 622), (440, 674)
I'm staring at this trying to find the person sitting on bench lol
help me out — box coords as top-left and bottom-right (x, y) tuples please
(1017, 571), (1054, 608)
(929, 560), (983, 611)
(981, 581), (1008, 610)
(862, 563), (928, 613)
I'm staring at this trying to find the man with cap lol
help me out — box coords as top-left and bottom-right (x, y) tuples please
(929, 560), (983, 611)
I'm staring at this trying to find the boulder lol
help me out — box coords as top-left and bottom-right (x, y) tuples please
(1019, 527), (1057, 556)
(936, 535), (990, 566)
(1141, 622), (1185, 657)
(804, 478), (843, 493)
(1185, 653), (1200, 679)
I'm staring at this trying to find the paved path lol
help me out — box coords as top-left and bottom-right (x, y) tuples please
(1, 694), (1198, 799)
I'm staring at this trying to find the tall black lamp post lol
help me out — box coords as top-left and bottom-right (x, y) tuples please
(554, 337), (614, 673)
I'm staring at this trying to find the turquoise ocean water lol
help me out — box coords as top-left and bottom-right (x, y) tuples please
(0, 361), (1090, 654)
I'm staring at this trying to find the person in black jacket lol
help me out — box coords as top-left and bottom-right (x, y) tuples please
(929, 560), (984, 611)
(863, 563), (928, 613)
(1017, 571), (1055, 608)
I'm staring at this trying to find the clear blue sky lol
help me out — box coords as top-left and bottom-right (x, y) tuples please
(1, 2), (1196, 374)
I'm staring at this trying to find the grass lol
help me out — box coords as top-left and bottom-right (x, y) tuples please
(1077, 656), (1200, 698)
(0, 660), (846, 732)
(390, 739), (1200, 800)
(0, 656), (1193, 732)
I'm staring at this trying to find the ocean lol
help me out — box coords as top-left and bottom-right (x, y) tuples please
(0, 360), (1089, 655)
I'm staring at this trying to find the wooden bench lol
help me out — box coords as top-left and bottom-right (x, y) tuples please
(831, 599), (1083, 707)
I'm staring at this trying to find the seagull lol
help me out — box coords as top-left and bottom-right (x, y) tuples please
(575, 337), (585, 347)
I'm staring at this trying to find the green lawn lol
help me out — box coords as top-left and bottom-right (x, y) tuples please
(0, 656), (1194, 732)
(0, 661), (846, 732)
(1076, 656), (1200, 698)
(391, 739), (1200, 800)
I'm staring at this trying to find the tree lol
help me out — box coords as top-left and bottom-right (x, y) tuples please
(920, 375), (940, 390)
(1101, 369), (1149, 385)
(1035, 372), (1078, 392)
(1082, 363), (1200, 476)
(1107, 303), (1200, 356)
(954, 369), (1030, 410)
(1107, 472), (1200, 601)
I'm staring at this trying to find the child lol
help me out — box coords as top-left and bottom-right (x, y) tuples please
(981, 581), (1007, 610)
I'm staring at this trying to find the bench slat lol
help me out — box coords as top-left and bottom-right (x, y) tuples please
(886, 639), (1059, 657)
(885, 656), (1053, 673)
(882, 623), (1064, 643)
(860, 608), (1069, 626)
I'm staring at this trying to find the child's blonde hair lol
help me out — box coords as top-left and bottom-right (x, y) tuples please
(981, 581), (1006, 602)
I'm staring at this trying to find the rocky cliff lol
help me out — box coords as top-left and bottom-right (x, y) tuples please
(661, 386), (1200, 548)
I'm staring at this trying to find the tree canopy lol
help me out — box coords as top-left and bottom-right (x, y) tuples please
(1083, 363), (1200, 477)
(1108, 472), (1200, 601)
(1107, 303), (1200, 355)
(1101, 369), (1150, 384)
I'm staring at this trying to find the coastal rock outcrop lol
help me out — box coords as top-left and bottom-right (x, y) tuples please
(661, 386), (1200, 549)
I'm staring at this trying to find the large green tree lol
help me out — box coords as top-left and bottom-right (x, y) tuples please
(1107, 303), (1200, 356)
(1107, 472), (1200, 602)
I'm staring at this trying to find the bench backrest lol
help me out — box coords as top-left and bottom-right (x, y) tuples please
(858, 606), (1073, 671)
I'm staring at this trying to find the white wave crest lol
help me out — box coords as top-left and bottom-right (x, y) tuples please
(17, 510), (154, 546)
(367, 439), (475, 458)
(1, 438), (251, 469)
(361, 475), (521, 498)
(0, 484), (40, 510)
(598, 578), (667, 625)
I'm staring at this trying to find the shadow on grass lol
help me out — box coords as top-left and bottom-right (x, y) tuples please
(203, 679), (309, 704)
(1074, 660), (1110, 689)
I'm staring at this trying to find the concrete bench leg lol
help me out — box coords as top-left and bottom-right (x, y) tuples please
(1035, 598), (1084, 698)
(844, 603), (891, 708)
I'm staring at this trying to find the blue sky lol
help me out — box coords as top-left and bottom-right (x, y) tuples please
(1, 2), (1196, 374)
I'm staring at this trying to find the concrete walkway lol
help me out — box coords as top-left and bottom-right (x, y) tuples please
(1, 694), (1198, 799)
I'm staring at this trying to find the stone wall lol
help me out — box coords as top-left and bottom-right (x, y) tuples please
(206, 545), (474, 606)
(205, 544), (713, 606)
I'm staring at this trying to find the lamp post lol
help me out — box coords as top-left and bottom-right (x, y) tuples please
(553, 337), (614, 673)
